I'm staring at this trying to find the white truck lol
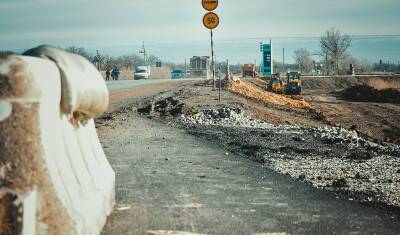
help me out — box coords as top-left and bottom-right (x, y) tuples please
(134, 66), (151, 80)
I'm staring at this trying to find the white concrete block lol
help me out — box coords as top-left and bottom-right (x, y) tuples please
(23, 46), (109, 123)
(0, 52), (115, 234)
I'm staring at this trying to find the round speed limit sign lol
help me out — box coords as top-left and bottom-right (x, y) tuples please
(202, 0), (218, 11)
(203, 12), (219, 30)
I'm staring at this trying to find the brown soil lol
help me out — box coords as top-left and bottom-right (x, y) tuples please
(229, 79), (312, 110)
(300, 76), (400, 144)
(241, 77), (400, 144)
(131, 80), (325, 127)
(340, 85), (400, 103)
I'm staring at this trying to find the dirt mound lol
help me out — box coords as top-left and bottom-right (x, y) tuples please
(341, 85), (400, 103)
(302, 77), (360, 91)
(367, 77), (400, 90)
(229, 79), (312, 110)
(302, 76), (400, 93)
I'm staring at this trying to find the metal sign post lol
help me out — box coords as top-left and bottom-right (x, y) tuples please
(218, 61), (222, 103)
(211, 29), (215, 89)
(202, 1), (219, 91)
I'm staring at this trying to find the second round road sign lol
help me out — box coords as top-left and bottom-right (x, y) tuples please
(202, 0), (218, 11)
(203, 12), (219, 30)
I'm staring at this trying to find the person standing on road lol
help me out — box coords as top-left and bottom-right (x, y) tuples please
(111, 67), (120, 80)
(106, 69), (111, 81)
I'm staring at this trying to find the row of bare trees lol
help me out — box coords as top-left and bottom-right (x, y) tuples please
(293, 28), (353, 75)
(64, 46), (160, 71)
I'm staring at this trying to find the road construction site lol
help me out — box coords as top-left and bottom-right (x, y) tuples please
(98, 74), (400, 234)
(2, 1), (400, 233)
(2, 47), (399, 234)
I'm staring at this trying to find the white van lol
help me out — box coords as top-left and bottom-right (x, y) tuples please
(134, 66), (151, 80)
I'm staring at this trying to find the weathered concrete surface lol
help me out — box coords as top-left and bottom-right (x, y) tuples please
(99, 109), (400, 235)
(0, 54), (114, 234)
(23, 46), (110, 122)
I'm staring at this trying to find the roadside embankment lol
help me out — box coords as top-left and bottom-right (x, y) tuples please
(131, 79), (400, 213)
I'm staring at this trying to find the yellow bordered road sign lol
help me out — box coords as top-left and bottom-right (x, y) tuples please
(203, 12), (219, 30)
(202, 0), (218, 11)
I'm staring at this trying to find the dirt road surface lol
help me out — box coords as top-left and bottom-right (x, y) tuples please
(106, 79), (198, 112)
(98, 79), (400, 234)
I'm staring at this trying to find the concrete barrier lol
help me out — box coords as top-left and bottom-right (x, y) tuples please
(0, 47), (115, 234)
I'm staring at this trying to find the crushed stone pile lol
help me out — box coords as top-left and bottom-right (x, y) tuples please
(180, 108), (399, 154)
(179, 107), (400, 208)
(228, 79), (312, 110)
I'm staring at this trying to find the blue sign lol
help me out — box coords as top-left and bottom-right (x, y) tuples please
(262, 44), (272, 76)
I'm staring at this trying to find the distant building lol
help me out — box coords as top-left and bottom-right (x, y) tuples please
(189, 56), (211, 78)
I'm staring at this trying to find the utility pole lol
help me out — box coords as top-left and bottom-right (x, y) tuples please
(254, 59), (257, 78)
(218, 59), (221, 103)
(283, 48), (285, 74)
(185, 58), (188, 78)
(139, 41), (147, 66)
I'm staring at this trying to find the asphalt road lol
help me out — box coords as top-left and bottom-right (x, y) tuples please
(106, 78), (200, 92)
(98, 106), (400, 234)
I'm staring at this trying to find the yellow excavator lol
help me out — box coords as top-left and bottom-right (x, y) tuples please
(267, 73), (284, 94)
(285, 71), (302, 95)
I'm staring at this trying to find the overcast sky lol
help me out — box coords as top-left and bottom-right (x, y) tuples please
(1, 0), (399, 63)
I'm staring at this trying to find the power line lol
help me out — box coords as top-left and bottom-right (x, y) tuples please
(79, 34), (400, 49)
(139, 41), (147, 66)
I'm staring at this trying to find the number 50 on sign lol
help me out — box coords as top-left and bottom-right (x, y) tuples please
(203, 12), (219, 30)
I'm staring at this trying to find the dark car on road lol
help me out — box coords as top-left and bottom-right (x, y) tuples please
(170, 70), (186, 79)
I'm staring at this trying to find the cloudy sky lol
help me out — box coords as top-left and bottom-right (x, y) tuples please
(1, 0), (399, 63)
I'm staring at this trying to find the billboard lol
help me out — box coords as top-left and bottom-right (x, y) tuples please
(262, 43), (272, 76)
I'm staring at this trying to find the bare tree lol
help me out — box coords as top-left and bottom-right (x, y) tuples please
(65, 46), (93, 62)
(146, 55), (160, 66)
(293, 48), (313, 73)
(320, 28), (352, 75)
(0, 50), (15, 58)
(356, 58), (373, 74)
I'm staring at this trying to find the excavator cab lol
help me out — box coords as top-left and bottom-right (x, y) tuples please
(267, 73), (284, 94)
(285, 71), (302, 95)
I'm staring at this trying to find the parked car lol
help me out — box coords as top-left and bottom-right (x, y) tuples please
(170, 69), (186, 79)
(134, 66), (151, 80)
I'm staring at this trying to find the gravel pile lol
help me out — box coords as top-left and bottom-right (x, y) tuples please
(310, 126), (400, 156)
(181, 108), (400, 155)
(179, 108), (400, 209)
(179, 108), (303, 134)
(180, 107), (271, 128)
